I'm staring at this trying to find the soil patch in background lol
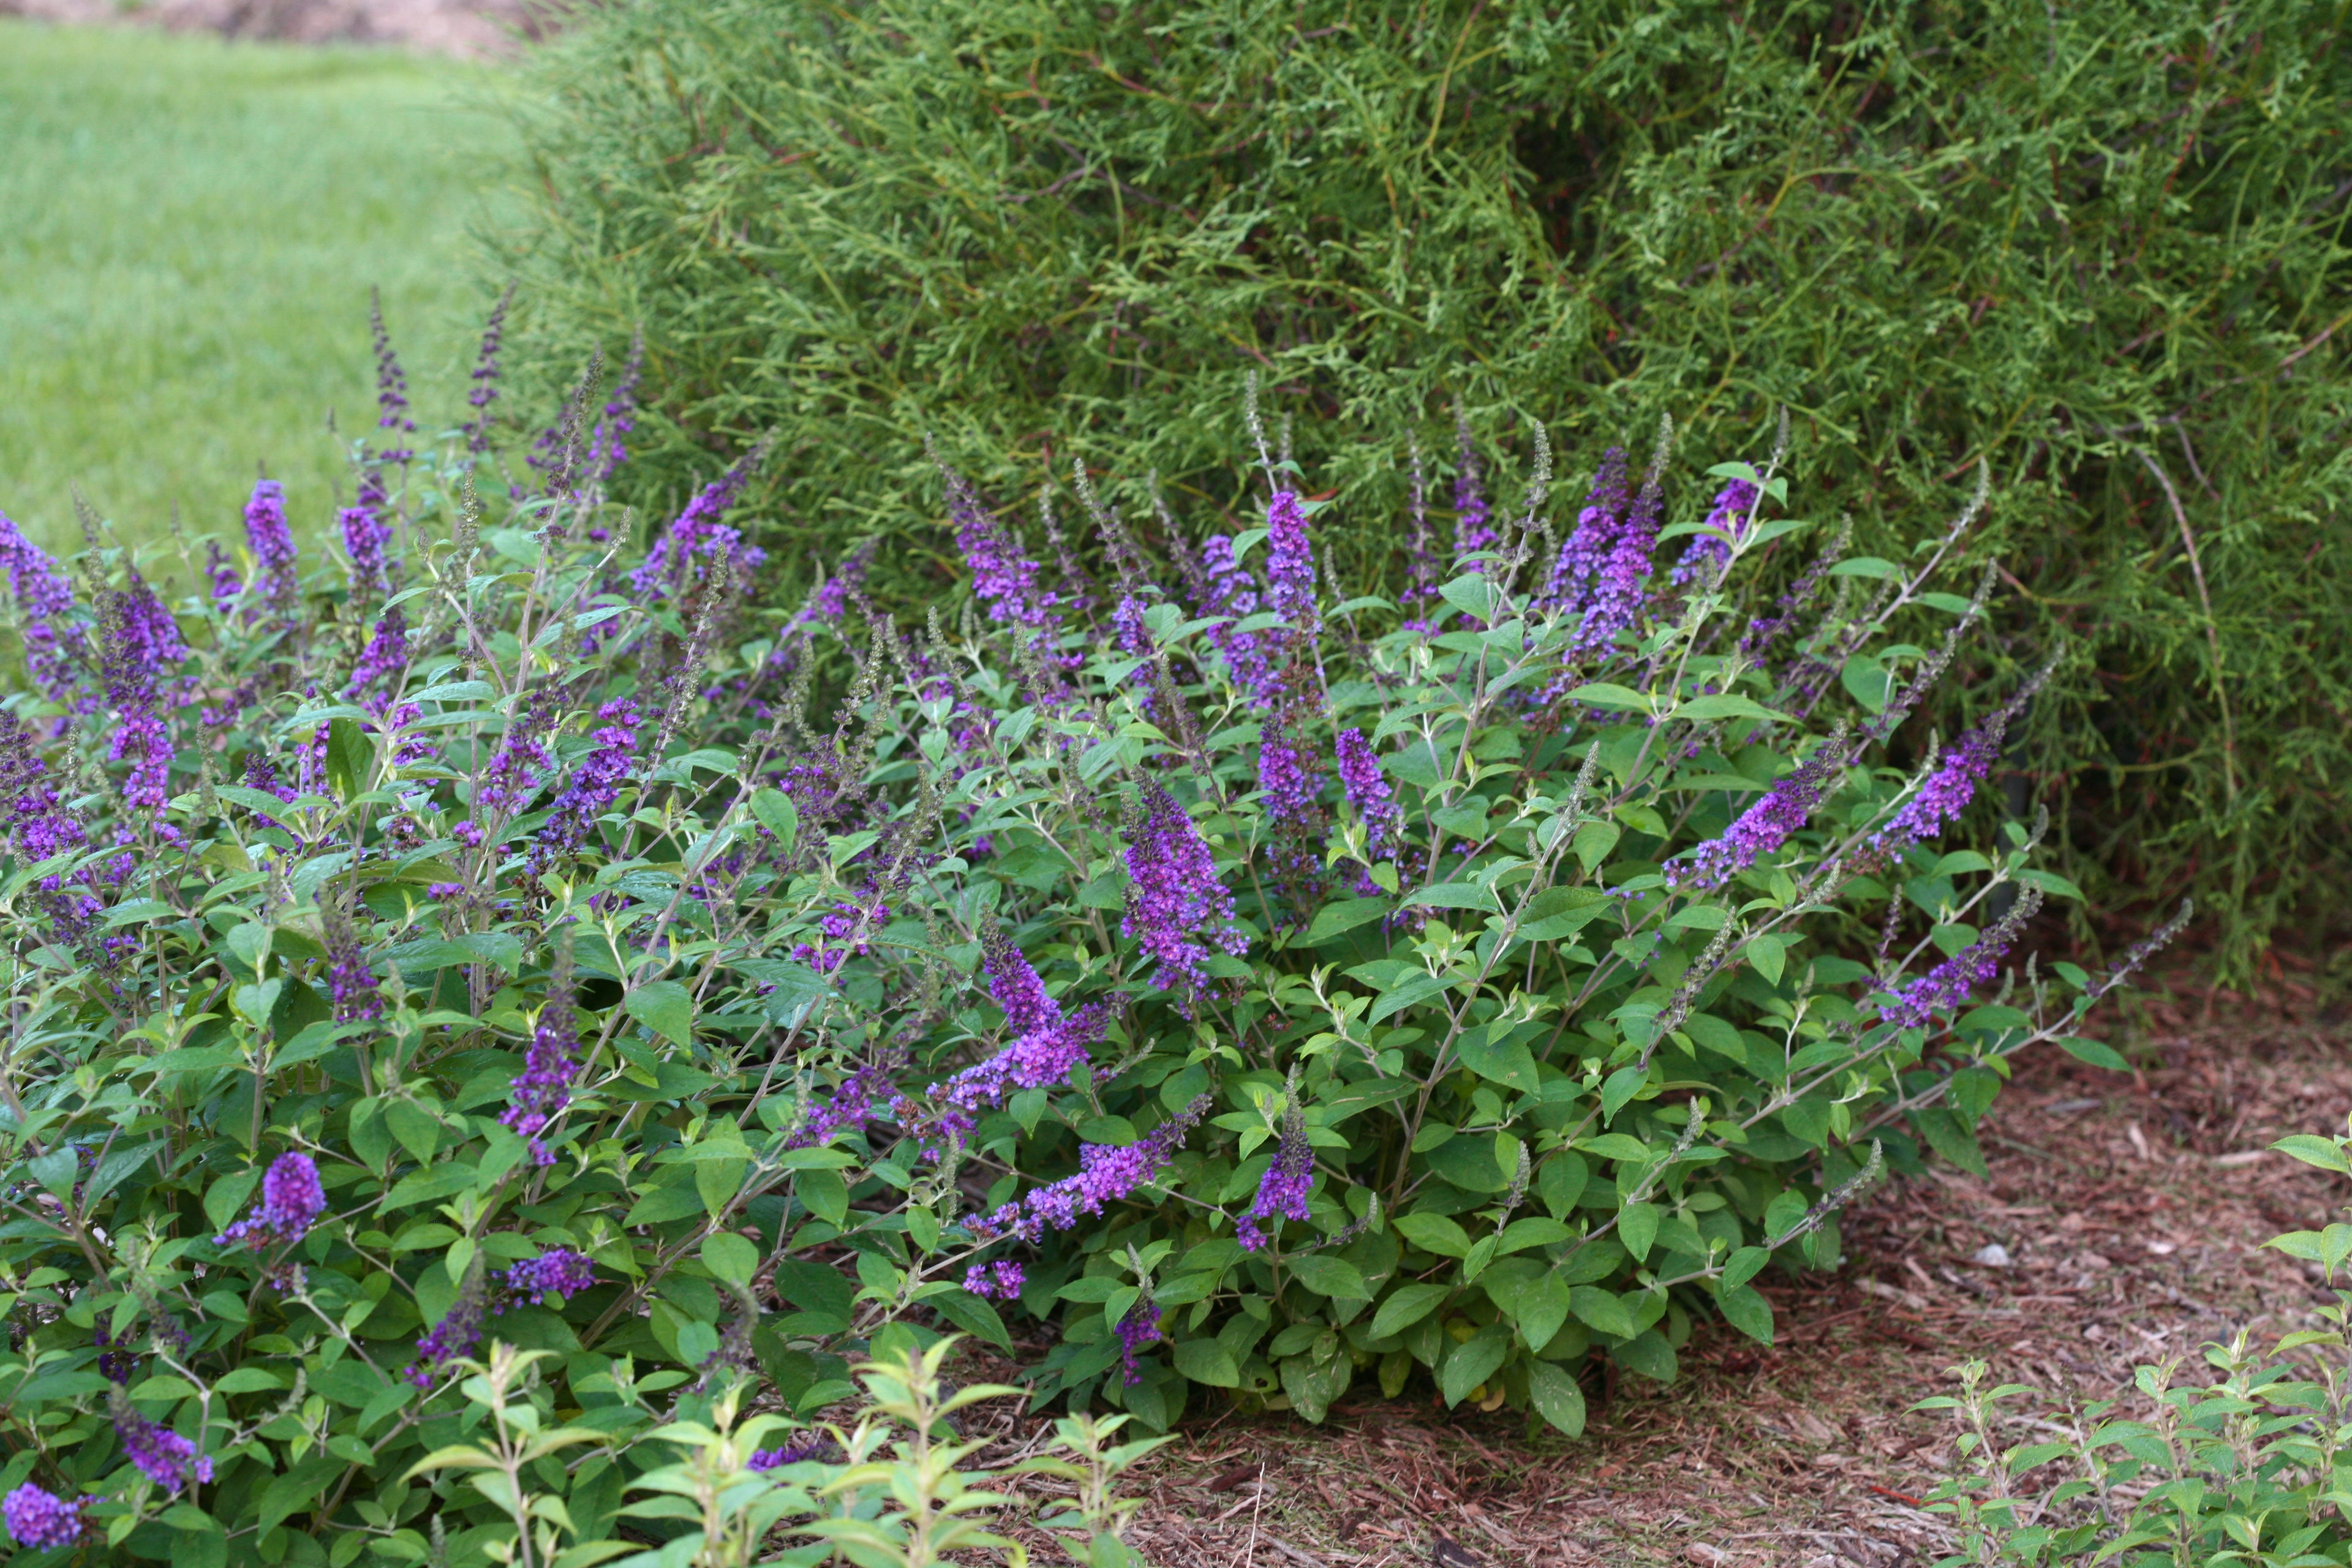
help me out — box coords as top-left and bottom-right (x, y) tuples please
(0, 0), (540, 56)
(946, 970), (2351, 1567)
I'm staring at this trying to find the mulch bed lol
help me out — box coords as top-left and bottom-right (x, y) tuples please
(957, 967), (2351, 1567)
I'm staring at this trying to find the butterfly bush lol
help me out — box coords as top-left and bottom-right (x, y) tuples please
(0, 331), (2173, 1559)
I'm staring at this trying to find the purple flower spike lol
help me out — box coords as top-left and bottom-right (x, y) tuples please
(100, 571), (184, 820)
(527, 700), (641, 873)
(1543, 448), (1629, 612)
(962, 1260), (1026, 1300)
(1880, 889), (2043, 1029)
(409, 1263), (487, 1387)
(1672, 477), (1758, 586)
(244, 480), (300, 614)
(938, 461), (1058, 646)
(216, 1152), (327, 1250)
(345, 609), (410, 710)
(1194, 533), (1273, 699)
(463, 289), (512, 455)
(1264, 489), (1319, 633)
(631, 448), (767, 603)
(1235, 1106), (1314, 1253)
(111, 1390), (213, 1496)
(1335, 729), (1400, 863)
(1672, 737), (1852, 892)
(1115, 1297), (1164, 1385)
(502, 974), (578, 1164)
(339, 502), (393, 602)
(322, 903), (384, 1023)
(589, 332), (646, 485)
(473, 685), (562, 822)
(967, 1096), (1211, 1246)
(1874, 722), (2002, 853)
(1121, 785), (1246, 1001)
(981, 924), (1058, 1036)
(504, 1248), (595, 1303)
(748, 1434), (831, 1471)
(3, 1483), (88, 1550)
(0, 511), (94, 715)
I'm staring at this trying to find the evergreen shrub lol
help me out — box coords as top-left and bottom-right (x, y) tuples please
(496, 0), (2352, 965)
(0, 340), (2173, 1565)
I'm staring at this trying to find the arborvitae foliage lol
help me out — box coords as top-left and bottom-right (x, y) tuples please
(495, 0), (2352, 970)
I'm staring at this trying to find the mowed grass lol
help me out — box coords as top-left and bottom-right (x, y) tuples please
(0, 23), (503, 554)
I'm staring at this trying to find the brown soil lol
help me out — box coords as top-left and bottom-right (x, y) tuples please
(950, 970), (2352, 1567)
(0, 0), (545, 58)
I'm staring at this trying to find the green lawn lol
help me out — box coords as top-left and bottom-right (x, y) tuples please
(0, 23), (502, 555)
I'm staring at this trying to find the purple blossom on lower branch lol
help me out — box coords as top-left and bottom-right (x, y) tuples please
(1879, 889), (2043, 1029)
(1670, 478), (1758, 585)
(1335, 729), (1400, 862)
(967, 1096), (1212, 1245)
(1872, 719), (2003, 854)
(962, 1260), (1025, 1300)
(503, 970), (578, 1163)
(3, 1483), (89, 1550)
(981, 922), (1058, 1036)
(321, 901), (383, 1023)
(409, 1262), (488, 1387)
(528, 700), (640, 872)
(1670, 734), (1852, 892)
(244, 479), (299, 614)
(216, 1151), (326, 1250)
(1193, 534), (1272, 698)
(472, 683), (561, 822)
(340, 500), (393, 601)
(748, 1435), (832, 1471)
(1264, 489), (1318, 632)
(110, 1390), (213, 1494)
(1235, 1107), (1314, 1252)
(1121, 785), (1245, 998)
(790, 1062), (895, 1150)
(504, 1249), (595, 1303)
(1115, 1298), (1164, 1385)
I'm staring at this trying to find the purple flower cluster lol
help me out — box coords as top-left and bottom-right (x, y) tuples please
(0, 511), (92, 714)
(339, 499), (394, 602)
(205, 540), (244, 611)
(1543, 448), (1628, 611)
(1264, 489), (1319, 631)
(528, 700), (641, 872)
(322, 902), (384, 1023)
(1879, 889), (2043, 1028)
(463, 290), (511, 454)
(982, 924), (1057, 1035)
(939, 462), (1059, 648)
(101, 571), (185, 819)
(1671, 477), (1758, 585)
(370, 298), (417, 462)
(409, 1264), (487, 1387)
(111, 1391), (213, 1495)
(216, 1151), (327, 1250)
(791, 898), (889, 974)
(747, 1435), (831, 1471)
(631, 449), (767, 603)
(502, 978), (577, 1164)
(962, 1260), (1026, 1300)
(472, 685), (562, 823)
(1256, 712), (1325, 884)
(504, 1248), (595, 1303)
(967, 1096), (1211, 1245)
(3, 1484), (88, 1550)
(587, 333), (645, 488)
(933, 1003), (1102, 1150)
(1671, 737), (1852, 892)
(345, 610), (409, 710)
(1114, 1298), (1163, 1385)
(790, 1062), (895, 1150)
(1235, 1109), (1314, 1252)
(1193, 534), (1273, 699)
(1121, 785), (1245, 999)
(1874, 721), (2002, 853)
(244, 479), (300, 614)
(0, 713), (90, 873)
(1334, 729), (1400, 864)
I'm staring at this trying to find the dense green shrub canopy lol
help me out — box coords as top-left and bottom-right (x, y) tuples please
(0, 342), (2165, 1561)
(496, 0), (2352, 966)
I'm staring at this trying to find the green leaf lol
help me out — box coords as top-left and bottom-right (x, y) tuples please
(1303, 897), (1389, 944)
(1599, 1065), (1649, 1121)
(796, 1167), (848, 1228)
(1679, 693), (1790, 723)
(2060, 1037), (2130, 1072)
(1528, 1360), (1587, 1437)
(1172, 1340), (1241, 1387)
(1283, 1254), (1369, 1301)
(1371, 1283), (1451, 1339)
(2272, 1135), (2351, 1174)
(701, 1234), (758, 1286)
(929, 1289), (1012, 1352)
(1720, 1246), (1769, 1293)
(1717, 1283), (1774, 1344)
(1438, 1325), (1510, 1406)
(1748, 934), (1786, 987)
(1568, 1286), (1638, 1339)
(1617, 1202), (1660, 1264)
(1392, 1213), (1471, 1258)
(625, 982), (695, 1048)
(749, 788), (799, 853)
(1564, 683), (1651, 714)
(1280, 1346), (1352, 1425)
(325, 715), (370, 799)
